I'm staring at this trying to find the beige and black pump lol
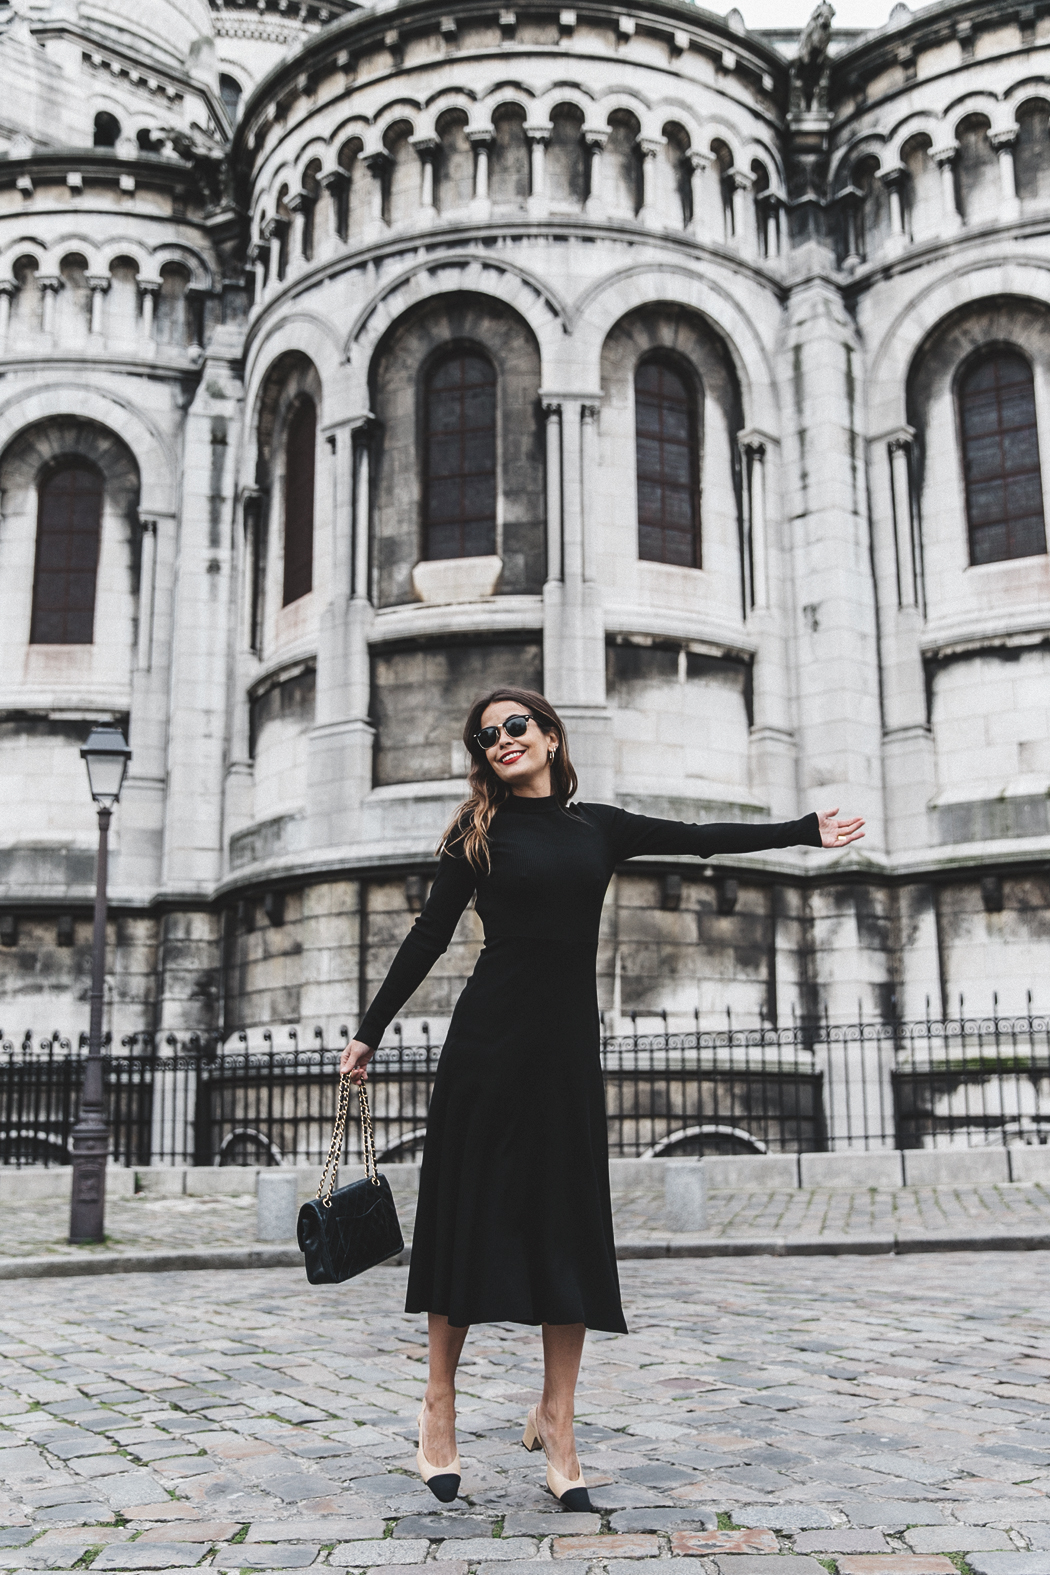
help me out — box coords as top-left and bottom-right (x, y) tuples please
(522, 1405), (592, 1511)
(416, 1407), (461, 1503)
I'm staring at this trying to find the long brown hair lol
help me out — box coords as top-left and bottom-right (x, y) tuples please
(439, 687), (579, 872)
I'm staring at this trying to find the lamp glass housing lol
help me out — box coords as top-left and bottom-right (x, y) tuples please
(81, 727), (132, 807)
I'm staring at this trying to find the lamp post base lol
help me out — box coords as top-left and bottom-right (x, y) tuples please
(69, 1116), (109, 1244)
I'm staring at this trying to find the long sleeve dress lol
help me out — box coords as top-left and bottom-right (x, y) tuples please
(356, 796), (822, 1333)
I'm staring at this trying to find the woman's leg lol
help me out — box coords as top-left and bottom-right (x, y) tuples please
(422, 1314), (469, 1468)
(537, 1322), (586, 1478)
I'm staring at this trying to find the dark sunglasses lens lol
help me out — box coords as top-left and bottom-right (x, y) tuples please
(476, 727), (500, 750)
(505, 715), (529, 738)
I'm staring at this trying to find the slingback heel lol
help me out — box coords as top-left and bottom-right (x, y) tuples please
(521, 1405), (591, 1512)
(417, 1406), (461, 1503)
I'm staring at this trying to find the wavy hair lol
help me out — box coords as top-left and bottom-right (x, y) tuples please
(439, 687), (579, 872)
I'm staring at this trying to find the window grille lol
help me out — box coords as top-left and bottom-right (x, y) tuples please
(424, 350), (497, 560)
(282, 397), (316, 605)
(635, 357), (701, 567)
(959, 349), (1047, 565)
(29, 460), (104, 644)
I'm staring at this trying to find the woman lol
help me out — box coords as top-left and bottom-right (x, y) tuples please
(340, 687), (864, 1510)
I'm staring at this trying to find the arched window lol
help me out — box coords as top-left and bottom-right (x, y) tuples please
(635, 357), (701, 567)
(93, 111), (120, 148)
(959, 349), (1047, 565)
(424, 350), (497, 560)
(282, 398), (316, 604)
(219, 74), (242, 125)
(30, 460), (104, 644)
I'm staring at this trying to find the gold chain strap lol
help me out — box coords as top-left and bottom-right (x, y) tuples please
(317, 1074), (381, 1207)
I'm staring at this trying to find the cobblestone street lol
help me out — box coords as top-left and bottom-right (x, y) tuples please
(3, 1254), (1050, 1575)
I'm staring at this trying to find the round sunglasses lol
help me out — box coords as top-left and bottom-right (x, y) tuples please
(473, 713), (535, 752)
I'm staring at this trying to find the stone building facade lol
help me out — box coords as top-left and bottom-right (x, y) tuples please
(0, 0), (1047, 1044)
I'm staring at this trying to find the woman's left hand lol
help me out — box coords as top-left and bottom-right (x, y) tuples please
(816, 808), (866, 848)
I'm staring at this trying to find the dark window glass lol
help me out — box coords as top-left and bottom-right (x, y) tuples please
(635, 358), (700, 567)
(959, 350), (1047, 565)
(283, 397), (316, 605)
(30, 460), (103, 644)
(220, 74), (242, 125)
(424, 351), (497, 559)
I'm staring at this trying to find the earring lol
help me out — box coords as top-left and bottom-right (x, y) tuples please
(548, 750), (556, 763)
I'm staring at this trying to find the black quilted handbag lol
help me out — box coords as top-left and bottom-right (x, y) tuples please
(297, 1074), (404, 1284)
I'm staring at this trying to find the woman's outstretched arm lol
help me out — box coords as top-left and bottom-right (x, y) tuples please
(340, 849), (476, 1083)
(601, 805), (865, 863)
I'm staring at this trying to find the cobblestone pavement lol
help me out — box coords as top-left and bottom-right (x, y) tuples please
(5, 1182), (1050, 1260)
(3, 1254), (1050, 1575)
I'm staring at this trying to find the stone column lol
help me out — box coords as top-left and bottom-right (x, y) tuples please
(841, 195), (861, 269)
(780, 278), (885, 1012)
(881, 165), (908, 248)
(583, 127), (608, 216)
(869, 423), (935, 869)
(687, 149), (712, 238)
(321, 168), (350, 245)
(932, 144), (960, 232)
(468, 129), (493, 209)
(729, 168), (754, 248)
(888, 434), (918, 609)
(158, 325), (245, 962)
(136, 520), (158, 671)
(0, 281), (14, 344)
(364, 151), (391, 230)
(306, 414), (377, 852)
(540, 393), (612, 800)
(121, 507), (178, 904)
(990, 129), (1020, 221)
(86, 275), (109, 335)
(543, 401), (563, 584)
(525, 124), (551, 213)
(411, 135), (440, 219)
(740, 435), (769, 609)
(761, 194), (781, 259)
(138, 278), (160, 344)
(38, 275), (60, 334)
(638, 136), (665, 225)
(286, 190), (313, 260)
(247, 241), (269, 306)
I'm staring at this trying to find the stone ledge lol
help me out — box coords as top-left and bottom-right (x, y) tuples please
(5, 1226), (1050, 1279)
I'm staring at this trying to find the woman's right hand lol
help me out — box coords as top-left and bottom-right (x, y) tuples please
(340, 1038), (375, 1084)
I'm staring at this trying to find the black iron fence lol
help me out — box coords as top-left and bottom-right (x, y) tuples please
(1, 1009), (1048, 1168)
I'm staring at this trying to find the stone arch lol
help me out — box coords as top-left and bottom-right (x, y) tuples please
(954, 112), (999, 224)
(345, 254), (569, 369)
(0, 384), (174, 516)
(869, 262), (1050, 435)
(1013, 95), (1050, 206)
(250, 351), (323, 659)
(598, 303), (752, 798)
(435, 106), (474, 213)
(571, 266), (773, 431)
(547, 101), (586, 209)
(0, 414), (142, 656)
(902, 297), (1050, 819)
(662, 120), (694, 227)
(367, 291), (546, 607)
(488, 100), (530, 207)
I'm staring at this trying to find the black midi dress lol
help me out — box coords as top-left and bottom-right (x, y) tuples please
(356, 797), (821, 1333)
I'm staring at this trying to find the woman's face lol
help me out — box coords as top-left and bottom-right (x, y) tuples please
(478, 699), (559, 793)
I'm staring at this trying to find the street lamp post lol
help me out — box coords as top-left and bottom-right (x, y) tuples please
(69, 726), (132, 1246)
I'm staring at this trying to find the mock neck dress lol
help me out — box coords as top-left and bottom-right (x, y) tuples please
(356, 797), (821, 1332)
